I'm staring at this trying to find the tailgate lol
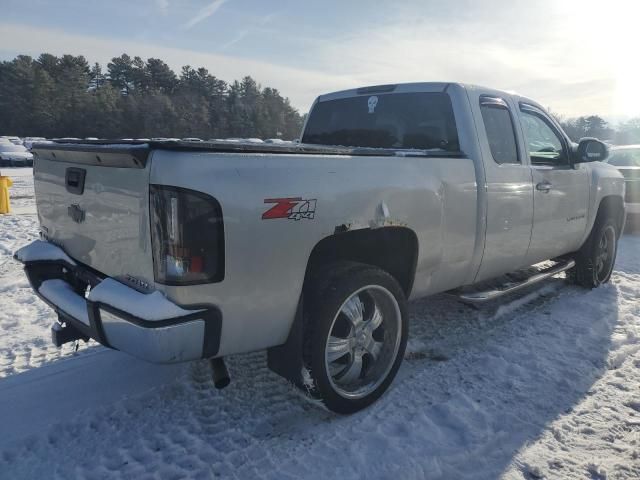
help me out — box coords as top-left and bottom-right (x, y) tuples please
(32, 143), (154, 284)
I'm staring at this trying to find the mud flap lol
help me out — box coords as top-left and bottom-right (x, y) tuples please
(267, 297), (306, 389)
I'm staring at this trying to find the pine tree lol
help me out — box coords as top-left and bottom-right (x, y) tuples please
(107, 54), (134, 95)
(145, 58), (177, 93)
(89, 63), (106, 91)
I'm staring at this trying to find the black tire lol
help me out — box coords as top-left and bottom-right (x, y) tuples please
(570, 215), (618, 288)
(302, 262), (408, 414)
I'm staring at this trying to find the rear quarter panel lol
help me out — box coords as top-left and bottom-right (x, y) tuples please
(150, 150), (478, 356)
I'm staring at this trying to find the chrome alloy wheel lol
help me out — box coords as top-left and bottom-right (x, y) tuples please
(324, 285), (402, 399)
(595, 225), (616, 282)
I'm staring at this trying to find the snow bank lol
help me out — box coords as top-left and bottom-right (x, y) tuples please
(87, 278), (200, 321)
(13, 240), (76, 265)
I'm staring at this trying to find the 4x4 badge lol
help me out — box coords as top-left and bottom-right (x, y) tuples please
(262, 198), (316, 220)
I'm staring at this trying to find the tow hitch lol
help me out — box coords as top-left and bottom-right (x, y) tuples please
(51, 321), (89, 347)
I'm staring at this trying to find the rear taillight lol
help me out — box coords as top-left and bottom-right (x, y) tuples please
(150, 185), (224, 285)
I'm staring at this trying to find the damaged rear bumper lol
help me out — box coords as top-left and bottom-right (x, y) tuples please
(14, 240), (221, 363)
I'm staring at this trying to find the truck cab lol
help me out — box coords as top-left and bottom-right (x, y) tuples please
(301, 83), (624, 285)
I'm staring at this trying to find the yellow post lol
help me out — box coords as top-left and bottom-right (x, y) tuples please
(0, 173), (12, 214)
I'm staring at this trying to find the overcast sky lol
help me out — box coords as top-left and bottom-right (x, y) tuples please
(0, 0), (638, 120)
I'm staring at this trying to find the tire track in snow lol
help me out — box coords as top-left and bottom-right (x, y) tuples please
(0, 271), (607, 480)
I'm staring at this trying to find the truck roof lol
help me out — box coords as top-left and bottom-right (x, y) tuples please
(316, 81), (537, 108)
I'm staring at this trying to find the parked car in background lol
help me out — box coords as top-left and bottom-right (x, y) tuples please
(23, 137), (48, 149)
(1, 136), (23, 145)
(0, 143), (34, 167)
(606, 145), (640, 217)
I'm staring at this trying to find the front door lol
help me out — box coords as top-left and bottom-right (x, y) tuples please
(519, 105), (589, 264)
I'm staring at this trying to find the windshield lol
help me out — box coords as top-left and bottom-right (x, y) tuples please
(302, 92), (460, 151)
(608, 148), (640, 166)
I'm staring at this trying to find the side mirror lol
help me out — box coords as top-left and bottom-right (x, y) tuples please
(573, 137), (609, 163)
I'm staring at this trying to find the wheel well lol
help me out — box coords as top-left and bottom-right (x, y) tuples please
(304, 227), (418, 296)
(597, 195), (625, 234)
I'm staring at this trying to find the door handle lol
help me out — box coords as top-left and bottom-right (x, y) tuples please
(536, 182), (552, 192)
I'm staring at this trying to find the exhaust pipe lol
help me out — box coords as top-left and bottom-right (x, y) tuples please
(210, 357), (230, 389)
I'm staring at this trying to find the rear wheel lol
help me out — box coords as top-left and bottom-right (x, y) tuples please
(303, 263), (408, 414)
(570, 216), (618, 288)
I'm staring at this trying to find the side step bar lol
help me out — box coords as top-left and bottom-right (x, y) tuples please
(456, 259), (575, 303)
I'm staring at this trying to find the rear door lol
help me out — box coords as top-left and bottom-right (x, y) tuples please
(32, 144), (155, 284)
(517, 104), (589, 263)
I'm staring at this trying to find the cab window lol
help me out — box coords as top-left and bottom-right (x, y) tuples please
(302, 92), (460, 151)
(480, 99), (519, 164)
(520, 110), (568, 166)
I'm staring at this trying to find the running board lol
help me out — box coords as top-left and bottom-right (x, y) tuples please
(455, 259), (575, 303)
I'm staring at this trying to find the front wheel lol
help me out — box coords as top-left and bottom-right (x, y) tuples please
(570, 216), (618, 288)
(303, 263), (408, 414)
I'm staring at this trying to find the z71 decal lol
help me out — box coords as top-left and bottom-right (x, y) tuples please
(262, 197), (317, 220)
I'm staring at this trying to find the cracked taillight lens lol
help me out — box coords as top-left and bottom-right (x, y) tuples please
(150, 185), (224, 285)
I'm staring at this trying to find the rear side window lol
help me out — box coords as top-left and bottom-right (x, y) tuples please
(302, 92), (460, 151)
(480, 100), (519, 164)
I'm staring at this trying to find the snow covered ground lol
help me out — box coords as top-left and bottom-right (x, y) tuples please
(0, 168), (638, 479)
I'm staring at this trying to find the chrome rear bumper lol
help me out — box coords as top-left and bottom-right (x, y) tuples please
(15, 240), (221, 363)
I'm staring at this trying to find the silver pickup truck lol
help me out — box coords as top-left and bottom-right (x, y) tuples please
(16, 82), (624, 413)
